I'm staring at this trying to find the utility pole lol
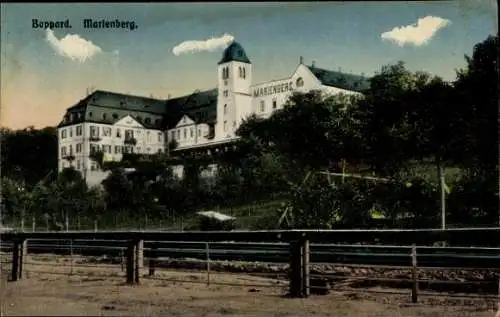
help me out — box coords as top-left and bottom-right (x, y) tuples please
(437, 160), (446, 230)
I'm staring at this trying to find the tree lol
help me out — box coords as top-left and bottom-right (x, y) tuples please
(0, 126), (58, 185)
(451, 35), (498, 173)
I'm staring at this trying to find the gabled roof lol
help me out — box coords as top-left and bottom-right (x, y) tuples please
(58, 90), (167, 129)
(166, 89), (218, 129)
(307, 66), (371, 92)
(58, 89), (219, 130)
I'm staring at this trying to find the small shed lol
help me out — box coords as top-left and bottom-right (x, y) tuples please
(192, 211), (236, 231)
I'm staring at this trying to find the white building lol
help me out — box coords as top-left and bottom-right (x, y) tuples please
(57, 42), (370, 186)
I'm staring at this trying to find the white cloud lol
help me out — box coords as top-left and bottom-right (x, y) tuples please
(173, 33), (234, 56)
(381, 16), (451, 47)
(45, 29), (103, 63)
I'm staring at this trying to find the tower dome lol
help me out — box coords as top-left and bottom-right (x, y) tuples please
(218, 41), (251, 65)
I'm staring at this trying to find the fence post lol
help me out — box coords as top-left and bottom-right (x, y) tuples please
(288, 240), (303, 298)
(11, 239), (27, 281)
(32, 216), (36, 232)
(148, 243), (158, 276)
(411, 245), (419, 303)
(206, 242), (211, 286)
(126, 240), (137, 284)
(69, 239), (74, 276)
(93, 220), (98, 233)
(135, 239), (144, 284)
(302, 237), (310, 297)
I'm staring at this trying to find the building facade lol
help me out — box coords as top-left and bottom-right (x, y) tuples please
(57, 42), (370, 186)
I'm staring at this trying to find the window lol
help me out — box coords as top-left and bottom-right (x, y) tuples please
(157, 132), (162, 142)
(112, 113), (119, 119)
(183, 128), (187, 139)
(61, 129), (67, 139)
(90, 126), (100, 137)
(147, 147), (151, 153)
(136, 116), (143, 122)
(223, 90), (228, 97)
(88, 112), (93, 117)
(77, 160), (81, 170)
(76, 143), (82, 153)
(296, 77), (304, 87)
(272, 99), (277, 109)
(102, 145), (108, 153)
(224, 104), (228, 114)
(171, 131), (175, 140)
(102, 113), (107, 120)
(233, 121), (236, 127)
(145, 117), (151, 124)
(114, 145), (121, 154)
(69, 128), (73, 138)
(90, 144), (98, 155)
(61, 146), (67, 156)
(242, 67), (246, 79)
(223, 120), (227, 132)
(239, 67), (242, 78)
(69, 145), (73, 155)
(260, 100), (265, 112)
(198, 129), (201, 137)
(177, 130), (180, 139)
(125, 129), (134, 139)
(103, 127), (111, 137)
(76, 125), (83, 136)
(116, 128), (122, 138)
(190, 128), (193, 137)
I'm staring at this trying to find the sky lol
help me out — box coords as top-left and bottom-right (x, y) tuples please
(1, 1), (497, 130)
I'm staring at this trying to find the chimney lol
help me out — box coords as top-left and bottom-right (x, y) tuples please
(311, 61), (316, 68)
(299, 56), (304, 64)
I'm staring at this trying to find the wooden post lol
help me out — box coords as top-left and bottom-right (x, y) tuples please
(288, 240), (303, 298)
(206, 242), (211, 286)
(148, 243), (157, 276)
(411, 245), (419, 303)
(126, 241), (136, 284)
(135, 239), (144, 284)
(69, 239), (74, 276)
(93, 220), (98, 232)
(32, 216), (36, 232)
(302, 238), (310, 297)
(11, 239), (26, 281)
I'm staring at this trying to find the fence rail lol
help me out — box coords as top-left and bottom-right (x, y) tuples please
(1, 228), (499, 302)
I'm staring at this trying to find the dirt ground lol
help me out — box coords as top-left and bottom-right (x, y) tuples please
(0, 255), (499, 317)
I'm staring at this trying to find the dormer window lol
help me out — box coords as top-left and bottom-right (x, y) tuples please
(137, 116), (143, 122)
(155, 119), (161, 126)
(112, 113), (119, 119)
(296, 77), (304, 87)
(145, 117), (151, 124)
(88, 112), (93, 117)
(102, 113), (107, 120)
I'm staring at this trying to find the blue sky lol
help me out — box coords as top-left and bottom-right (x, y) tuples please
(1, 2), (497, 129)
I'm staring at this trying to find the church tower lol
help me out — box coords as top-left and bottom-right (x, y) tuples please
(216, 41), (253, 141)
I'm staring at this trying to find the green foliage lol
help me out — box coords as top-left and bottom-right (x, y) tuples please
(1, 126), (58, 185)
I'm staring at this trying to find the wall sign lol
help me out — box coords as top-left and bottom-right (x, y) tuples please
(253, 81), (294, 97)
